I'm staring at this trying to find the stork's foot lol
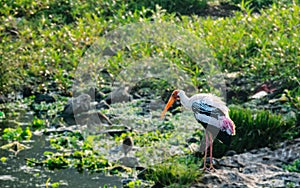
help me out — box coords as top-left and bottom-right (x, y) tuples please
(208, 165), (216, 172)
(203, 167), (216, 172)
(202, 164), (216, 172)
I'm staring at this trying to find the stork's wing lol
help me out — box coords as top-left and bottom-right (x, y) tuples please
(190, 94), (229, 116)
(191, 101), (225, 120)
(192, 101), (232, 145)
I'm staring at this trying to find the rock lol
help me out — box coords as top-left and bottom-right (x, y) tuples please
(186, 137), (200, 144)
(225, 150), (237, 156)
(118, 157), (139, 168)
(34, 93), (55, 103)
(96, 100), (110, 110)
(60, 94), (93, 125)
(108, 165), (131, 174)
(61, 94), (91, 116)
(105, 87), (132, 104)
(0, 175), (17, 181)
(62, 106), (112, 127)
(22, 86), (33, 98)
(0, 95), (9, 103)
(192, 138), (300, 188)
(103, 47), (117, 56)
(106, 127), (132, 137)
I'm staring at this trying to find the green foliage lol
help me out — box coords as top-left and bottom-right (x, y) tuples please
(31, 98), (67, 117)
(125, 180), (142, 188)
(134, 130), (172, 147)
(146, 155), (201, 187)
(41, 149), (110, 171)
(49, 131), (83, 150)
(0, 111), (5, 119)
(231, 0), (296, 11)
(2, 126), (32, 142)
(44, 155), (69, 170)
(201, 3), (300, 84)
(283, 158), (300, 173)
(32, 116), (46, 129)
(27, 142), (110, 171)
(214, 106), (297, 156)
(289, 87), (300, 113)
(0, 0), (299, 97)
(51, 182), (60, 188)
(25, 130), (110, 171)
(126, 0), (209, 15)
(286, 182), (297, 188)
(1, 157), (7, 163)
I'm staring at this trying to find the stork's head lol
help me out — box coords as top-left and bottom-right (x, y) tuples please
(160, 90), (180, 119)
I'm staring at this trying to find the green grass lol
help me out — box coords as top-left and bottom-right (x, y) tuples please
(230, 0), (297, 11)
(146, 155), (201, 187)
(213, 106), (297, 156)
(1, 0), (299, 97)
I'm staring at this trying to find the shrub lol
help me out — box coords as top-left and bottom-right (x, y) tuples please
(146, 155), (201, 187)
(213, 106), (297, 156)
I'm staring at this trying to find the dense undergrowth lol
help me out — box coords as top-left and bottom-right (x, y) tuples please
(1, 0), (299, 96)
(213, 105), (298, 157)
(1, 0), (300, 187)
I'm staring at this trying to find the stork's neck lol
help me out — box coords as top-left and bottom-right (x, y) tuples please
(178, 90), (192, 109)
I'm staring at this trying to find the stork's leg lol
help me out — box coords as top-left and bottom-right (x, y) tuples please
(209, 132), (215, 171)
(203, 132), (208, 171)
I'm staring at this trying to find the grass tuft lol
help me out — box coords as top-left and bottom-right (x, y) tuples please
(146, 155), (201, 187)
(213, 106), (297, 156)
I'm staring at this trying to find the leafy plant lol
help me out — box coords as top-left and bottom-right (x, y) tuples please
(49, 131), (83, 150)
(2, 127), (32, 142)
(283, 158), (300, 173)
(231, 0), (295, 11)
(32, 116), (46, 129)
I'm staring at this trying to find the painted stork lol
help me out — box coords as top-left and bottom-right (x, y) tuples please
(161, 90), (235, 171)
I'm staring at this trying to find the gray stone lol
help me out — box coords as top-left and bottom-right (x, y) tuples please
(194, 138), (300, 188)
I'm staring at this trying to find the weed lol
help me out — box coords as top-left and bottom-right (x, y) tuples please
(283, 158), (300, 173)
(213, 106), (297, 156)
(2, 126), (32, 142)
(146, 155), (201, 187)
